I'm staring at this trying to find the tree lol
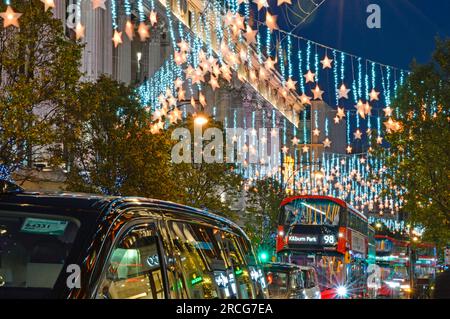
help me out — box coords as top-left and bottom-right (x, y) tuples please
(0, 0), (82, 176)
(244, 177), (285, 251)
(169, 115), (243, 220)
(376, 39), (450, 247)
(65, 76), (178, 200)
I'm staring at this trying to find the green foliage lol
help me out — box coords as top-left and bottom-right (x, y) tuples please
(244, 177), (285, 251)
(0, 0), (82, 171)
(377, 39), (450, 248)
(65, 76), (178, 200)
(168, 115), (243, 220)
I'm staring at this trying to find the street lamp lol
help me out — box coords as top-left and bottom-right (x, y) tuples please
(194, 113), (208, 126)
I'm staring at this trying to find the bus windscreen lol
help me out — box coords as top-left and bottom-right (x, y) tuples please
(281, 198), (343, 227)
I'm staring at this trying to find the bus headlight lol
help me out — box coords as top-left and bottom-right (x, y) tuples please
(336, 286), (348, 297)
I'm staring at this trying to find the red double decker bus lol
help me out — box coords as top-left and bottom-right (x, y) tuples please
(276, 195), (369, 298)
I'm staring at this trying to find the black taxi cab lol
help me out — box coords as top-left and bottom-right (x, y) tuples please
(0, 180), (267, 299)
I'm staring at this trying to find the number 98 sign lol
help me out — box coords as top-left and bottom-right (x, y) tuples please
(322, 234), (336, 245)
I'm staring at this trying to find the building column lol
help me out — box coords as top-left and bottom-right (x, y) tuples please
(114, 15), (131, 84)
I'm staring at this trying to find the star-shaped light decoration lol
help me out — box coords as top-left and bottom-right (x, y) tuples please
(177, 40), (190, 52)
(337, 84), (350, 99)
(299, 93), (311, 105)
(209, 76), (220, 91)
(346, 145), (353, 154)
(264, 56), (277, 71)
(224, 11), (235, 26)
(0, 6), (22, 28)
(369, 88), (380, 101)
(265, 12), (278, 32)
(320, 55), (333, 69)
(199, 92), (207, 107)
(337, 106), (345, 119)
(254, 0), (269, 11)
(234, 14), (245, 30)
(91, 0), (106, 10)
(149, 10), (157, 26)
(277, 0), (292, 5)
(376, 136), (383, 144)
(292, 137), (299, 145)
(259, 67), (268, 81)
(174, 78), (184, 89)
(313, 128), (320, 136)
(238, 0), (249, 4)
(285, 78), (297, 91)
(177, 88), (186, 101)
(323, 138), (332, 148)
(138, 22), (150, 41)
(312, 84), (324, 100)
(281, 145), (289, 154)
(354, 129), (362, 140)
(364, 101), (372, 116)
(333, 116), (340, 124)
(174, 51), (186, 65)
(125, 20), (134, 40)
(41, 0), (55, 11)
(384, 118), (401, 133)
(169, 107), (182, 124)
(112, 30), (123, 48)
(75, 22), (85, 40)
(355, 99), (366, 118)
(383, 106), (393, 117)
(302, 145), (309, 153)
(244, 25), (257, 44)
(304, 70), (315, 83)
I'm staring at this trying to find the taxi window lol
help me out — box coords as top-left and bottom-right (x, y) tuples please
(0, 212), (79, 289)
(96, 225), (165, 299)
(165, 221), (233, 299)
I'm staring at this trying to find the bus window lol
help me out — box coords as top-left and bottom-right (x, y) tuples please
(96, 225), (165, 299)
(165, 221), (233, 299)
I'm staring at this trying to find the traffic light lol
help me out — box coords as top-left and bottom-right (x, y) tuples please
(258, 250), (270, 263)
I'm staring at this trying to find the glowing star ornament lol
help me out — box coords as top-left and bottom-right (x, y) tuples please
(355, 100), (366, 118)
(354, 129), (362, 139)
(376, 136), (383, 144)
(312, 84), (324, 100)
(174, 51), (186, 65)
(281, 145), (289, 154)
(255, 0), (268, 11)
(137, 22), (150, 41)
(337, 84), (350, 99)
(41, 0), (55, 11)
(149, 10), (157, 26)
(291, 137), (299, 145)
(337, 107), (345, 119)
(265, 12), (278, 32)
(174, 78), (183, 89)
(313, 128), (320, 136)
(302, 145), (309, 153)
(320, 55), (333, 69)
(0, 6), (22, 28)
(299, 93), (311, 105)
(244, 26), (257, 44)
(369, 88), (380, 101)
(112, 30), (123, 48)
(277, 0), (292, 5)
(333, 116), (340, 124)
(323, 138), (332, 148)
(285, 78), (297, 91)
(346, 145), (353, 154)
(177, 40), (190, 52)
(383, 106), (393, 117)
(209, 76), (220, 91)
(177, 88), (186, 101)
(199, 93), (207, 108)
(125, 20), (134, 40)
(264, 56), (277, 71)
(91, 0), (106, 10)
(74, 22), (85, 40)
(304, 70), (315, 83)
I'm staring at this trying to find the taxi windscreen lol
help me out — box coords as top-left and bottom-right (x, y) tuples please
(0, 212), (80, 290)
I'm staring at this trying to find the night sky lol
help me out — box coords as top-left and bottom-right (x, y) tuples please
(273, 0), (450, 70)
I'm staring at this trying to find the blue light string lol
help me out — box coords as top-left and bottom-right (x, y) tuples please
(137, 0), (145, 22)
(110, 0), (118, 30)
